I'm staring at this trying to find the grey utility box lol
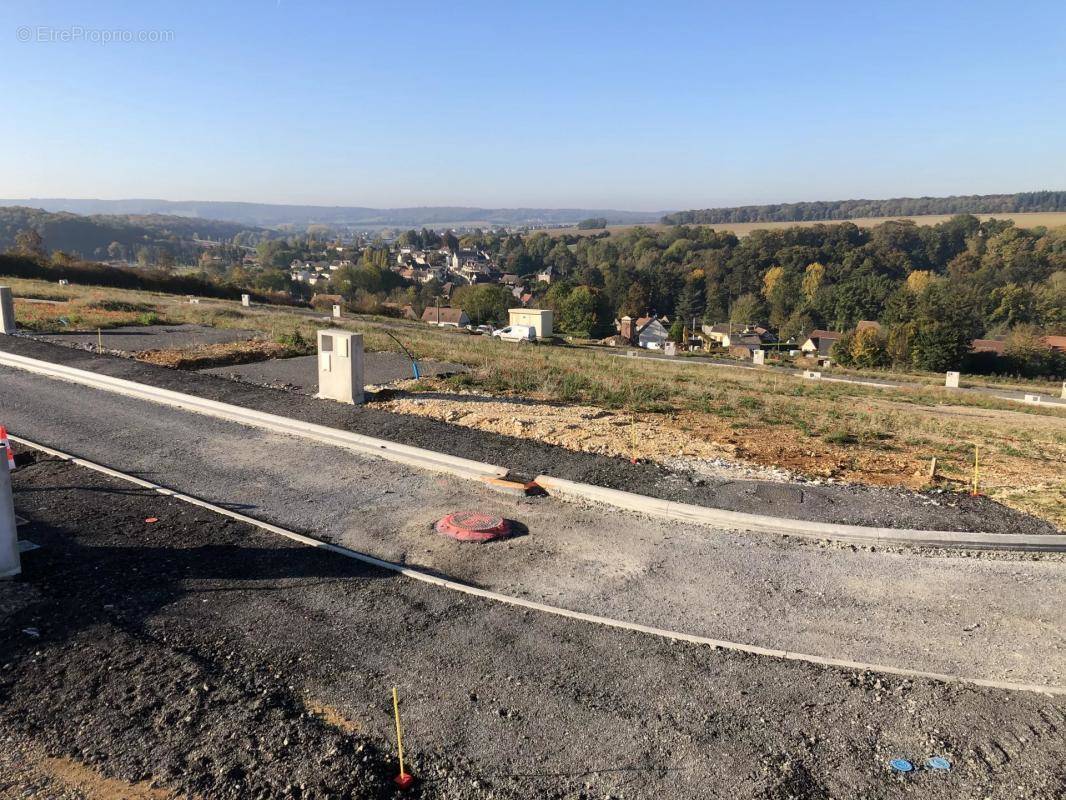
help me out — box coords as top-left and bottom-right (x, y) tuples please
(317, 329), (364, 404)
(0, 287), (15, 334)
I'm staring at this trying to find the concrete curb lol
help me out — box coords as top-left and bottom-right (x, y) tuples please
(0, 351), (508, 482)
(533, 475), (1066, 552)
(11, 433), (1064, 697)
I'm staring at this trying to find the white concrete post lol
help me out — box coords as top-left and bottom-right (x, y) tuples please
(316, 329), (364, 404)
(332, 304), (342, 319)
(945, 371), (960, 388)
(1061, 381), (1065, 400)
(0, 287), (15, 334)
(241, 294), (251, 307)
(0, 455), (20, 579)
(753, 349), (765, 365)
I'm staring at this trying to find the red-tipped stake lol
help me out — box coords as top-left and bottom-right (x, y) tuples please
(392, 687), (415, 790)
(0, 426), (14, 472)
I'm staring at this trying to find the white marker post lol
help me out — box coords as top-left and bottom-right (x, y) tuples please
(0, 287), (15, 334)
(0, 454), (20, 579)
(241, 294), (251, 307)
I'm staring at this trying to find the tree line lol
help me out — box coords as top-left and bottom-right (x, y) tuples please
(443, 216), (1064, 376)
(662, 191), (1066, 225)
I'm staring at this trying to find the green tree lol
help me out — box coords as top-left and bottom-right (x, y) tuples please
(729, 292), (764, 326)
(558, 286), (609, 338)
(452, 284), (515, 326)
(849, 326), (889, 368)
(910, 283), (979, 371)
(13, 228), (45, 260)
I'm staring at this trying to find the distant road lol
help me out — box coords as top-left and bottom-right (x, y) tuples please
(610, 349), (1066, 408)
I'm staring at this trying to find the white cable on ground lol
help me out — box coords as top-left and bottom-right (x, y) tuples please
(9, 432), (1065, 698)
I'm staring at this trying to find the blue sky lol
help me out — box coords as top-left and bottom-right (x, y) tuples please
(2, 0), (1064, 210)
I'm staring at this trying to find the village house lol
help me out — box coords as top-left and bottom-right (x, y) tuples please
(702, 323), (776, 348)
(801, 329), (843, 356)
(970, 338), (1007, 355)
(619, 316), (670, 349)
(421, 306), (470, 328)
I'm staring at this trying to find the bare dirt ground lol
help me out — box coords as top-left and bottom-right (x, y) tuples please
(3, 455), (1065, 799)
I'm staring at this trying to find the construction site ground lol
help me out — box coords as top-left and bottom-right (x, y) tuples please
(2, 363), (1064, 688)
(2, 455), (1065, 799)
(0, 334), (1056, 537)
(200, 351), (466, 392)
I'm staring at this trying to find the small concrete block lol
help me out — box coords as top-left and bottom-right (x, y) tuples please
(58, 279), (69, 286)
(1024, 394), (1041, 404)
(241, 294), (251, 307)
(664, 342), (677, 357)
(945, 371), (960, 388)
(752, 349), (765, 365)
(626, 350), (638, 358)
(332, 304), (342, 318)
(803, 370), (822, 380)
(1061, 381), (1065, 400)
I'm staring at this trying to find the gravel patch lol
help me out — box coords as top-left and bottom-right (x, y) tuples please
(0, 334), (1057, 535)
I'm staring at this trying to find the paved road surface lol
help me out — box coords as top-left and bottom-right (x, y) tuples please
(2, 365), (1064, 687)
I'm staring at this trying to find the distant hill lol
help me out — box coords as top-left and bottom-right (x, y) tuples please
(662, 191), (1066, 225)
(0, 198), (665, 229)
(0, 206), (266, 259)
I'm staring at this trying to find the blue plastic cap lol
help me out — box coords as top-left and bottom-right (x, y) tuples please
(890, 758), (914, 773)
(926, 757), (951, 771)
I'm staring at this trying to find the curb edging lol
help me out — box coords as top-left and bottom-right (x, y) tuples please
(533, 475), (1066, 552)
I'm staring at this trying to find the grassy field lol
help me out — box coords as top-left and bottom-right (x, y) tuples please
(549, 211), (1066, 238)
(6, 276), (1065, 528)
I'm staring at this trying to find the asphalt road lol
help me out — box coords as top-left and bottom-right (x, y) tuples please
(2, 366), (1064, 688)
(7, 457), (1065, 799)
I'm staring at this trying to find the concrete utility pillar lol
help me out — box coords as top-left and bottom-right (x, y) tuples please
(803, 370), (822, 380)
(664, 342), (677, 356)
(241, 294), (251, 307)
(332, 304), (343, 319)
(316, 329), (364, 404)
(1061, 381), (1065, 400)
(945, 371), (960, 388)
(0, 456), (20, 579)
(753, 349), (765, 365)
(0, 287), (15, 334)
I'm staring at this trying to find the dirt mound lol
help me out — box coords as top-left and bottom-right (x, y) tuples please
(134, 339), (302, 370)
(384, 393), (736, 463)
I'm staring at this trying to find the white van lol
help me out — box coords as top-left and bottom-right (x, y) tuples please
(492, 324), (535, 342)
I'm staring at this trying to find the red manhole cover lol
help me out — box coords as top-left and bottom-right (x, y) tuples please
(435, 511), (512, 542)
